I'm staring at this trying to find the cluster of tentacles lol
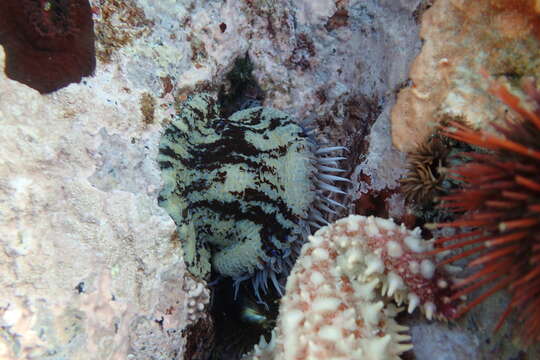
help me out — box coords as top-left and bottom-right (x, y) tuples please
(237, 140), (350, 301)
(306, 137), (349, 230)
(400, 134), (451, 206)
(429, 75), (540, 342)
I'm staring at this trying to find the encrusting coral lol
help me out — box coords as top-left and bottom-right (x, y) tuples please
(158, 93), (348, 300)
(0, 0), (95, 93)
(429, 75), (540, 343)
(244, 215), (459, 360)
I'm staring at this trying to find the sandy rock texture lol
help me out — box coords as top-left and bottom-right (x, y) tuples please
(392, 0), (540, 152)
(0, 41), (199, 358)
(0, 0), (431, 359)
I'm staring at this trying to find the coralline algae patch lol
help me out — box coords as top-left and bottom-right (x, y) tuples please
(392, 0), (540, 153)
(247, 215), (458, 360)
(157, 93), (348, 299)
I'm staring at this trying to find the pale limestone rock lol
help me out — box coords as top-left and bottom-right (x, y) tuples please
(0, 38), (198, 357)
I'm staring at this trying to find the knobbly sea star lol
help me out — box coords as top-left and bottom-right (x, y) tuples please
(244, 215), (459, 360)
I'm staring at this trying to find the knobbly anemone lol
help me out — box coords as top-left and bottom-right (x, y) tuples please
(158, 93), (348, 300)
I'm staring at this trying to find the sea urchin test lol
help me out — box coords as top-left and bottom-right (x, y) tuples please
(158, 93), (348, 299)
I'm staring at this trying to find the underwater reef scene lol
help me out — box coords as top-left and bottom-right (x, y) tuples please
(3, 0), (540, 359)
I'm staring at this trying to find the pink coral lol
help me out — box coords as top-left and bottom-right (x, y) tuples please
(245, 215), (458, 360)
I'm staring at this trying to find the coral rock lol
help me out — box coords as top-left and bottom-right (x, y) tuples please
(391, 0), (540, 152)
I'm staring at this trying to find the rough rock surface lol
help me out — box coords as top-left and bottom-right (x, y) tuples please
(391, 0), (540, 152)
(0, 42), (200, 358)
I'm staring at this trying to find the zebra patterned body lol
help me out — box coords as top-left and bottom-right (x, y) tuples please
(158, 93), (316, 293)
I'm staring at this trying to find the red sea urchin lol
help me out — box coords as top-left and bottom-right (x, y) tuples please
(0, 0), (95, 93)
(429, 75), (540, 342)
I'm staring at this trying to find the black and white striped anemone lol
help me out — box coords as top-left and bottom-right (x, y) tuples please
(158, 93), (348, 301)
